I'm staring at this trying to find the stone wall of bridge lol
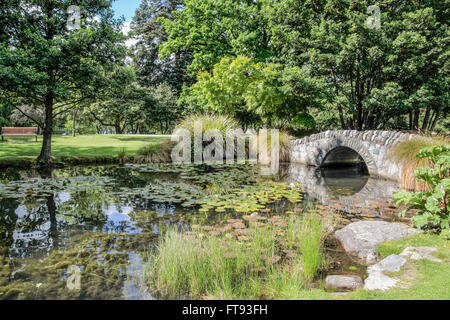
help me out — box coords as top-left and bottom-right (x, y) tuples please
(290, 130), (416, 181)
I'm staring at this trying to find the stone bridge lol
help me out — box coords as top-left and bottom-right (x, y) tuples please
(290, 130), (415, 181)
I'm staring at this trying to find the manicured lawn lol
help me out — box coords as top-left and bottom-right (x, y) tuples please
(0, 135), (170, 162)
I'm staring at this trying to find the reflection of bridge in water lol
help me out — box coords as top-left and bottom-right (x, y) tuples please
(283, 164), (399, 217)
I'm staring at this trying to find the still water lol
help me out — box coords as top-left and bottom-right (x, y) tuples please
(0, 163), (399, 300)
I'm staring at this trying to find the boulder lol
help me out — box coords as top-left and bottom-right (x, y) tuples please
(334, 221), (421, 264)
(325, 275), (363, 290)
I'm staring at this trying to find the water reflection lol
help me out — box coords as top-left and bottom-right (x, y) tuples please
(284, 163), (399, 217)
(0, 164), (400, 300)
(320, 165), (369, 195)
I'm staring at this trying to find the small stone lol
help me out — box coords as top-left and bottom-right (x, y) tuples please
(400, 247), (442, 263)
(325, 275), (363, 290)
(368, 254), (407, 273)
(364, 271), (398, 291)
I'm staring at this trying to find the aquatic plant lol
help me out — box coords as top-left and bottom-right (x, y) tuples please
(145, 212), (330, 299)
(186, 180), (304, 213)
(0, 176), (116, 199)
(299, 212), (325, 282)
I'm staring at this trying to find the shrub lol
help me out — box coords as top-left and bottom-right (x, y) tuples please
(393, 145), (450, 230)
(391, 135), (450, 191)
(250, 130), (292, 163)
(175, 114), (292, 163)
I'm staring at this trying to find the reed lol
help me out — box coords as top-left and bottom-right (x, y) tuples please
(391, 135), (449, 191)
(145, 212), (327, 299)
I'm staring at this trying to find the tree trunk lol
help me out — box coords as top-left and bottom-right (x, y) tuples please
(422, 106), (431, 131)
(37, 95), (54, 166)
(430, 108), (441, 131)
(413, 109), (420, 131)
(72, 109), (76, 137)
(409, 109), (413, 130)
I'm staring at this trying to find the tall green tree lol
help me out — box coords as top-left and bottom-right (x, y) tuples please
(131, 0), (192, 92)
(161, 0), (448, 132)
(145, 82), (181, 133)
(86, 66), (147, 134)
(266, 0), (449, 131)
(182, 56), (324, 130)
(159, 0), (273, 74)
(0, 0), (127, 165)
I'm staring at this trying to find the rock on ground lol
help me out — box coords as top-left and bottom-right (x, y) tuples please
(364, 271), (398, 291)
(364, 248), (441, 292)
(334, 221), (421, 264)
(325, 275), (363, 290)
(368, 254), (407, 273)
(364, 255), (406, 291)
(400, 247), (442, 263)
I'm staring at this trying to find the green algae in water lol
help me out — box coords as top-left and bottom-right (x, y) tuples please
(0, 163), (393, 300)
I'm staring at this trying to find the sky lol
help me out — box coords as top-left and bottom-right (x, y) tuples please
(112, 0), (142, 21)
(111, 0), (142, 46)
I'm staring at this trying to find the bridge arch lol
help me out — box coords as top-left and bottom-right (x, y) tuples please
(319, 139), (378, 176)
(289, 130), (415, 181)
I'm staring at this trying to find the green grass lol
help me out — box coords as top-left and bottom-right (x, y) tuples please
(146, 224), (284, 299)
(345, 233), (450, 300)
(145, 213), (329, 300)
(299, 213), (324, 282)
(0, 135), (170, 165)
(146, 224), (450, 300)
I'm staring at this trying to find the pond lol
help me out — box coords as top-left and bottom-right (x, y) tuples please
(0, 162), (400, 300)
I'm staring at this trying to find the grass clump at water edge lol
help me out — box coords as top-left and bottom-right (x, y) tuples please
(299, 212), (325, 283)
(144, 212), (327, 299)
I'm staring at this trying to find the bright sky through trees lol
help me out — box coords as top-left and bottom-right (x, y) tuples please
(112, 0), (142, 20)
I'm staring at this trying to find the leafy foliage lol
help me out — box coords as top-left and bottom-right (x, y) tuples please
(181, 56), (324, 129)
(0, 0), (128, 163)
(160, 0), (449, 132)
(394, 145), (450, 229)
(131, 0), (192, 91)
